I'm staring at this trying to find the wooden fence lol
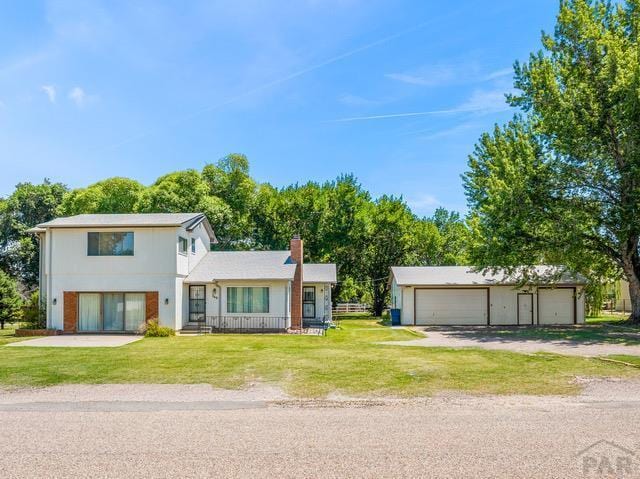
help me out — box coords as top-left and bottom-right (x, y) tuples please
(332, 303), (370, 314)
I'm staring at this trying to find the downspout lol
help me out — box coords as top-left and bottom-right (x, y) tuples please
(285, 280), (290, 328)
(47, 228), (53, 329)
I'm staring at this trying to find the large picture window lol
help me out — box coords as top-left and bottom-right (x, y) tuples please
(88, 232), (134, 256)
(77, 292), (146, 332)
(227, 287), (269, 313)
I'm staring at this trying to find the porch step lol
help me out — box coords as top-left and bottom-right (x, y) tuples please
(179, 322), (212, 335)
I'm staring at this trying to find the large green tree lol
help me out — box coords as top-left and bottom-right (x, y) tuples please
(362, 196), (415, 316)
(59, 177), (144, 215)
(135, 170), (232, 242)
(464, 0), (640, 320)
(202, 154), (257, 247)
(0, 269), (22, 329)
(0, 180), (67, 287)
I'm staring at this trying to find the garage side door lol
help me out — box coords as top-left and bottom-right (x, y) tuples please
(538, 289), (574, 325)
(415, 289), (487, 325)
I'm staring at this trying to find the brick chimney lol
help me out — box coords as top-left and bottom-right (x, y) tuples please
(290, 235), (303, 330)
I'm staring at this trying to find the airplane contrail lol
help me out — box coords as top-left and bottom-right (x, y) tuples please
(328, 109), (461, 123)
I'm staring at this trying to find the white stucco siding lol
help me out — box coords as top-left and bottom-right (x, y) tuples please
(48, 227), (178, 277)
(45, 227), (182, 330)
(176, 223), (211, 276)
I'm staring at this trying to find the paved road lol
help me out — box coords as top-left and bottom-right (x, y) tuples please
(1, 382), (640, 478)
(384, 326), (640, 357)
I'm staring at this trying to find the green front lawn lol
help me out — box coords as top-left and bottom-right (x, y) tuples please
(0, 325), (31, 346)
(0, 319), (638, 397)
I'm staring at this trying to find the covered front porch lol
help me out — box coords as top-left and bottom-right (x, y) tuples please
(181, 280), (333, 334)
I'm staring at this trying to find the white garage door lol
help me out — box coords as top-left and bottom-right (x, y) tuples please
(538, 289), (574, 325)
(415, 289), (487, 325)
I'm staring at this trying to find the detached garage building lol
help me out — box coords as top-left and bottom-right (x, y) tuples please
(390, 266), (586, 326)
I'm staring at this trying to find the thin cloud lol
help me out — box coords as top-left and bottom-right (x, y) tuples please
(338, 94), (380, 107)
(329, 89), (512, 122)
(418, 122), (479, 141)
(41, 85), (56, 103)
(385, 64), (456, 87)
(483, 67), (513, 81)
(454, 89), (512, 114)
(68, 87), (86, 107)
(406, 194), (441, 214)
(386, 64), (513, 88)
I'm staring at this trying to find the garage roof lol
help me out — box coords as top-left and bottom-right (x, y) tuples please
(390, 266), (586, 286)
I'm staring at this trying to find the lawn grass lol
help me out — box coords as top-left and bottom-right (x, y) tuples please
(0, 319), (638, 397)
(587, 314), (630, 324)
(0, 324), (31, 346)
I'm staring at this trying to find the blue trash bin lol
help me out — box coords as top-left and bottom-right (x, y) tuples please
(390, 308), (401, 326)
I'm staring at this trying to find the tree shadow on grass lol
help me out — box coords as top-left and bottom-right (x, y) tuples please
(420, 324), (640, 346)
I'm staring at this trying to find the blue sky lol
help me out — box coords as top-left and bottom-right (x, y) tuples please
(0, 0), (559, 216)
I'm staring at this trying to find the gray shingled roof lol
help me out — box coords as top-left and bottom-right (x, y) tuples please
(390, 266), (586, 286)
(185, 251), (297, 282)
(303, 264), (337, 283)
(35, 213), (217, 241)
(38, 213), (202, 228)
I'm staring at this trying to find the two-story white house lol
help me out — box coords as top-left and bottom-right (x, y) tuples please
(28, 213), (336, 333)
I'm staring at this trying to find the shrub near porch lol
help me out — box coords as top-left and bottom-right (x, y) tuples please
(0, 319), (638, 397)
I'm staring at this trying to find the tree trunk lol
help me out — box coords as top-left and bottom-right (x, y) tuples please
(0, 320), (4, 330)
(372, 283), (388, 317)
(626, 272), (640, 323)
(621, 248), (640, 323)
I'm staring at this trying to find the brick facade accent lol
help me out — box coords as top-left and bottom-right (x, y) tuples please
(63, 291), (78, 333)
(290, 236), (303, 329)
(145, 291), (159, 323)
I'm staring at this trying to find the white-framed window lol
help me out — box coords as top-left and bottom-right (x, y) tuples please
(227, 287), (269, 313)
(178, 236), (188, 255)
(191, 238), (196, 254)
(87, 232), (134, 256)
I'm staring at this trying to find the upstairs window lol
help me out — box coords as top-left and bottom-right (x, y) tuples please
(88, 232), (134, 256)
(191, 238), (196, 254)
(178, 236), (188, 255)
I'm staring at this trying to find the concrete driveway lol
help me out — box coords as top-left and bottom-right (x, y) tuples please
(1, 381), (640, 478)
(384, 326), (640, 357)
(7, 335), (142, 348)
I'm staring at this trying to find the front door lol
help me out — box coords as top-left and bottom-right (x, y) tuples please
(518, 293), (533, 325)
(303, 286), (316, 318)
(189, 285), (206, 322)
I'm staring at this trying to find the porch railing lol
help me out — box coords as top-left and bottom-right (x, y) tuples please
(196, 316), (332, 334)
(204, 316), (288, 333)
